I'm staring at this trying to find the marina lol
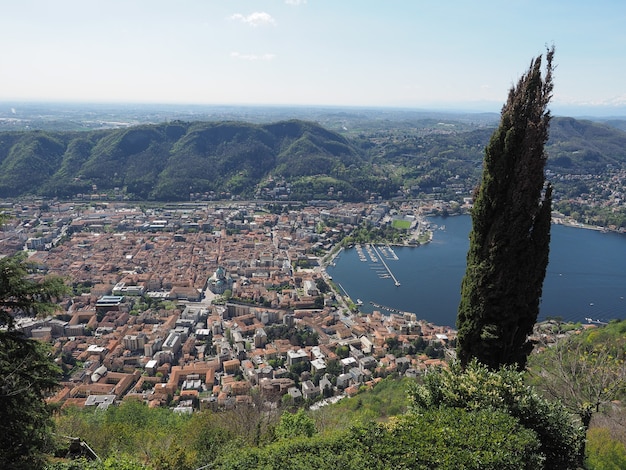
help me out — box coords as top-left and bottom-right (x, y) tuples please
(378, 245), (399, 260)
(326, 215), (626, 327)
(355, 244), (367, 262)
(370, 301), (416, 317)
(355, 244), (402, 286)
(372, 245), (401, 286)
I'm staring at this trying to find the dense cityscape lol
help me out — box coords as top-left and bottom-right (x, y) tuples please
(2, 198), (465, 412)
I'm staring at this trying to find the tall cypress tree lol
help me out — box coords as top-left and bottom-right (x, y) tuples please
(456, 48), (554, 370)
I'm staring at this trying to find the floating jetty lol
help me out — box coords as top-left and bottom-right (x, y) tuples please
(370, 301), (415, 316)
(372, 245), (401, 286)
(365, 244), (378, 262)
(337, 282), (350, 297)
(351, 244), (400, 285)
(386, 245), (399, 260)
(377, 244), (399, 260)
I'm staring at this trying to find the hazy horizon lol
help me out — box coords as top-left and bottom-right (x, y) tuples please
(2, 1), (626, 118)
(2, 99), (625, 121)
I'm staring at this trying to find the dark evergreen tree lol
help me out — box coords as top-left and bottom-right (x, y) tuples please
(456, 47), (554, 370)
(1, 331), (62, 469)
(0, 251), (68, 469)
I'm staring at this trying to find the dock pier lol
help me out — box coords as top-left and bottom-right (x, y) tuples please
(372, 245), (401, 286)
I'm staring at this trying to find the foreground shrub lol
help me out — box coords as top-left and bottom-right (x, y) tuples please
(408, 360), (584, 469)
(586, 427), (626, 470)
(211, 407), (541, 470)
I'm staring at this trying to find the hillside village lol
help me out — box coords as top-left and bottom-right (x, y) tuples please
(1, 199), (461, 412)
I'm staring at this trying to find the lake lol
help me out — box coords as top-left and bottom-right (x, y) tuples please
(326, 215), (626, 327)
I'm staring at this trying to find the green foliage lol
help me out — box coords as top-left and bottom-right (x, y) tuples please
(408, 360), (583, 470)
(289, 360), (310, 378)
(55, 403), (273, 468)
(264, 324), (318, 347)
(0, 252), (69, 329)
(585, 428), (626, 470)
(528, 322), (626, 423)
(341, 223), (408, 246)
(314, 277), (329, 294)
(211, 430), (363, 470)
(46, 370), (589, 469)
(45, 458), (100, 470)
(0, 133), (66, 196)
(457, 49), (554, 370)
(335, 344), (349, 358)
(55, 401), (193, 464)
(185, 411), (238, 467)
(288, 175), (364, 201)
(212, 408), (542, 470)
(0, 250), (68, 470)
(1, 331), (62, 469)
(275, 409), (317, 440)
(313, 295), (324, 308)
(46, 455), (148, 470)
(557, 202), (626, 228)
(312, 376), (410, 431)
(548, 117), (626, 173)
(358, 408), (542, 470)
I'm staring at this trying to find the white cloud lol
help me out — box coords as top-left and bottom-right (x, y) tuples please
(230, 12), (276, 27)
(231, 52), (276, 61)
(285, 0), (307, 5)
(553, 93), (626, 108)
(608, 95), (626, 106)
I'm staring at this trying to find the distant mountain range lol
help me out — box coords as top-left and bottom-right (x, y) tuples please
(0, 116), (625, 202)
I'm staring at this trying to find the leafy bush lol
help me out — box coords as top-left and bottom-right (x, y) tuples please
(275, 409), (317, 439)
(310, 376), (410, 432)
(211, 408), (541, 470)
(586, 428), (626, 470)
(408, 360), (583, 469)
(54, 401), (192, 463)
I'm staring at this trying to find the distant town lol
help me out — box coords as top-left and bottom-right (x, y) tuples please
(0, 198), (464, 412)
(0, 197), (603, 412)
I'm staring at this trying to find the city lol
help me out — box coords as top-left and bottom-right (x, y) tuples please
(2, 198), (457, 412)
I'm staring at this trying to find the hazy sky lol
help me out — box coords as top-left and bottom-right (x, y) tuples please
(2, 0), (625, 115)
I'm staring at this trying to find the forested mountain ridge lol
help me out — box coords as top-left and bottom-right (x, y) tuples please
(548, 117), (626, 172)
(0, 120), (369, 201)
(0, 116), (625, 203)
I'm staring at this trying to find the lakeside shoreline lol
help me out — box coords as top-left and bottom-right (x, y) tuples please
(552, 216), (624, 233)
(325, 214), (626, 328)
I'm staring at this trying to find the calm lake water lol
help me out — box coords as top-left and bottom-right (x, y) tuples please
(326, 215), (626, 328)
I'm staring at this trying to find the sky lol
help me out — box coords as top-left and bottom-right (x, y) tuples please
(2, 0), (626, 116)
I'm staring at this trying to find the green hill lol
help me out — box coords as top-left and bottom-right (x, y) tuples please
(547, 117), (626, 172)
(1, 116), (625, 202)
(0, 120), (368, 201)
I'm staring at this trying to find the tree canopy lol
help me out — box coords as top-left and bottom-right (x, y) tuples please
(456, 47), (555, 370)
(1, 330), (63, 469)
(0, 252), (68, 329)
(0, 252), (68, 469)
